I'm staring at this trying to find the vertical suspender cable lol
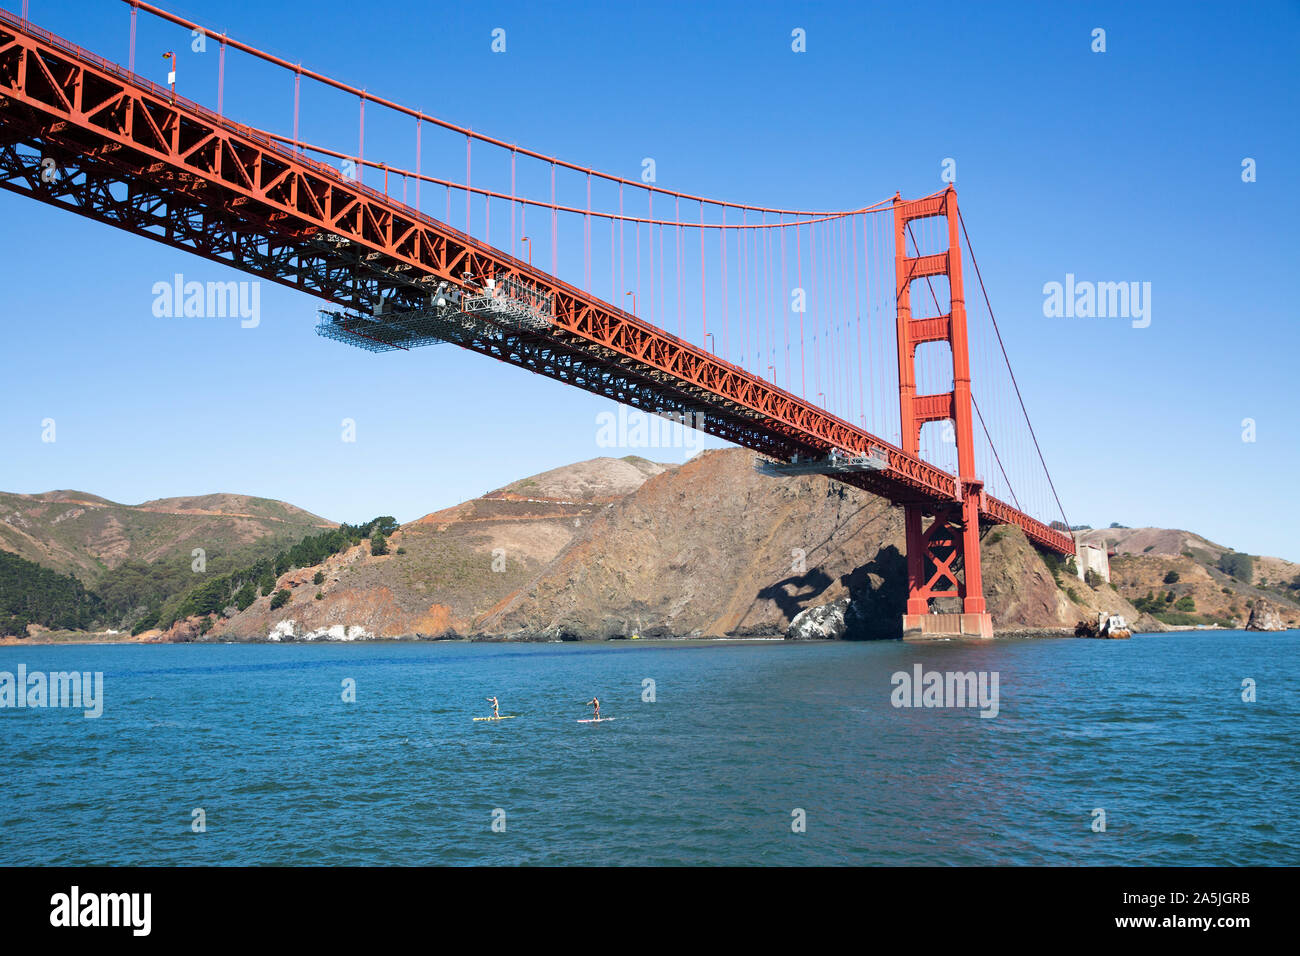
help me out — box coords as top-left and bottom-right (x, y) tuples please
(699, 201), (707, 344)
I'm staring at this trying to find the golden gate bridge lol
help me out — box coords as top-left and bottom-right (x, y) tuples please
(0, 1), (1076, 639)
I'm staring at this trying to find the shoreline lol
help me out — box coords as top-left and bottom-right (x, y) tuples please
(3, 625), (1291, 648)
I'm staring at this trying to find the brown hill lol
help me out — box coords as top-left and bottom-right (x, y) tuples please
(1078, 527), (1300, 627)
(1077, 526), (1228, 561)
(0, 489), (333, 584)
(486, 455), (671, 503)
(212, 457), (676, 639)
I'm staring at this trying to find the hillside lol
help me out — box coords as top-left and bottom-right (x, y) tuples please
(209, 457), (677, 640)
(206, 449), (1142, 642)
(0, 489), (336, 633)
(487, 456), (671, 503)
(11, 453), (1292, 643)
(1077, 527), (1300, 627)
(0, 490), (333, 583)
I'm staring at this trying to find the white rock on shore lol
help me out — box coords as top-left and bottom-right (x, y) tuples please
(786, 599), (849, 640)
(267, 620), (377, 642)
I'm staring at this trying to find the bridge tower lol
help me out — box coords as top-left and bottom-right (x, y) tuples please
(893, 186), (994, 639)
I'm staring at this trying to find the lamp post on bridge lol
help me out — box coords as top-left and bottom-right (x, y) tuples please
(767, 365), (775, 382)
(162, 51), (176, 104)
(625, 290), (636, 315)
(704, 332), (715, 353)
(520, 236), (531, 267)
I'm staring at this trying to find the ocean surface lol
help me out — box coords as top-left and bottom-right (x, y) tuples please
(2, 631), (1296, 866)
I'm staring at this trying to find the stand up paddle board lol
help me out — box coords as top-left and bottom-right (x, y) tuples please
(577, 717), (616, 723)
(473, 715), (517, 721)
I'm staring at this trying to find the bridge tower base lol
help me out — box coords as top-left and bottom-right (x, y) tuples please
(894, 187), (995, 642)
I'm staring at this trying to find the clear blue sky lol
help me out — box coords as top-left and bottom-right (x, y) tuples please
(0, 0), (1296, 560)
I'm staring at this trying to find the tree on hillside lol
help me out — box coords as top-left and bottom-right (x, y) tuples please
(0, 552), (104, 634)
(313, 571), (325, 585)
(1217, 552), (1254, 584)
(368, 517), (399, 537)
(270, 589), (291, 610)
(370, 533), (389, 556)
(234, 582), (257, 611)
(1163, 570), (1180, 584)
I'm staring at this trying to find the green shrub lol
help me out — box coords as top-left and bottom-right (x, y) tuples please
(270, 589), (291, 610)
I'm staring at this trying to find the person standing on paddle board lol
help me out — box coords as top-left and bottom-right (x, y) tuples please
(586, 697), (601, 720)
(486, 696), (500, 719)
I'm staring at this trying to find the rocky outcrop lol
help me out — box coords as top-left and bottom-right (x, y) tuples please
(787, 599), (849, 640)
(159, 616), (205, 643)
(1246, 601), (1284, 631)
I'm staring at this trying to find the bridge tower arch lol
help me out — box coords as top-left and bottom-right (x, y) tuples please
(893, 186), (994, 640)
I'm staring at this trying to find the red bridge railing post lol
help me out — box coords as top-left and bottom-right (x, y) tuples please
(893, 187), (993, 639)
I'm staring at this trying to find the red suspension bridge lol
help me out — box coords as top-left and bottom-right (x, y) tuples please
(0, 1), (1076, 639)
